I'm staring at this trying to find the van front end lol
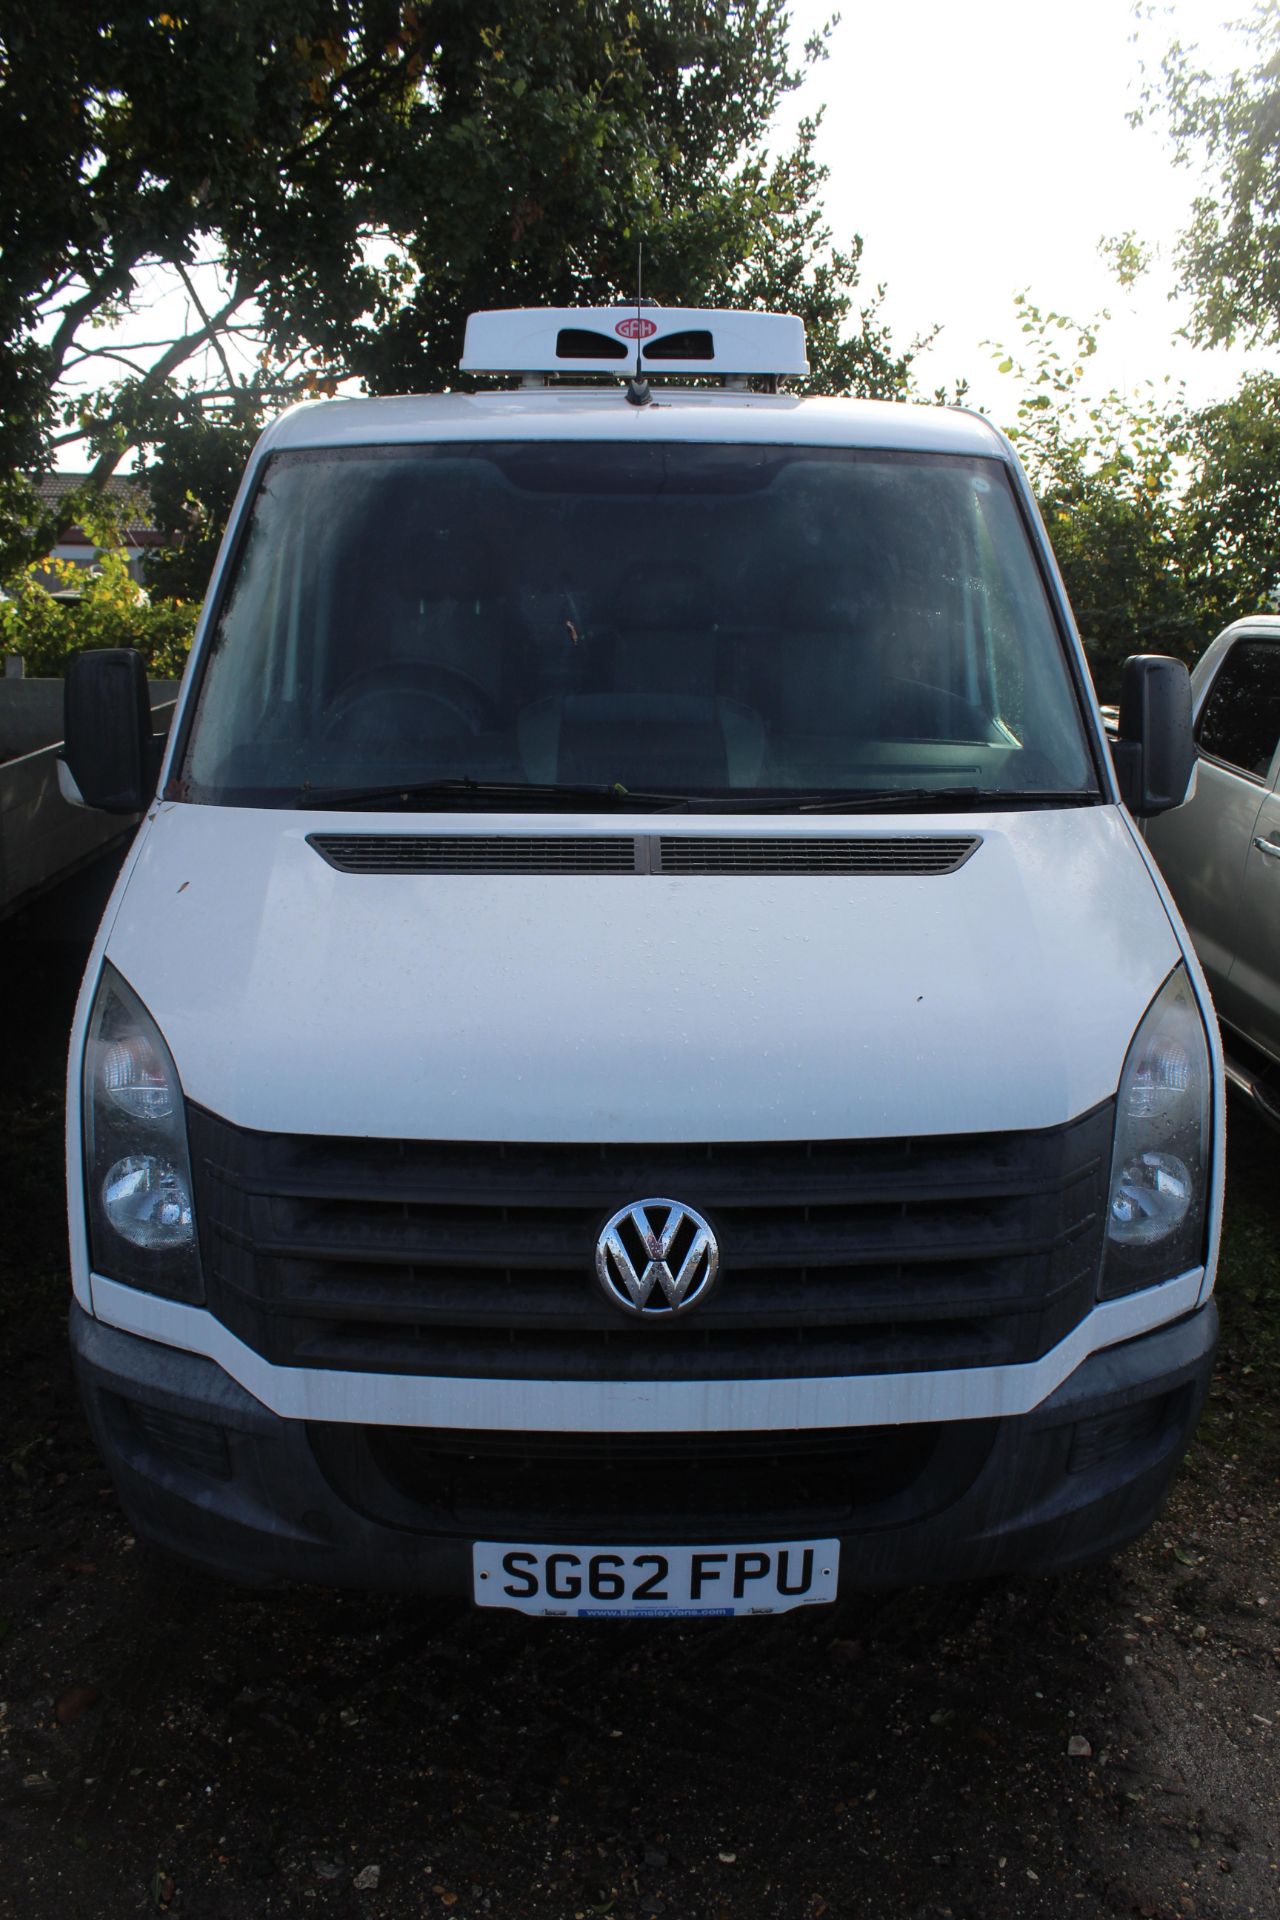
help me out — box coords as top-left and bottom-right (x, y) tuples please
(63, 319), (1220, 1612)
(65, 805), (1221, 1613)
(70, 1217), (1218, 1607)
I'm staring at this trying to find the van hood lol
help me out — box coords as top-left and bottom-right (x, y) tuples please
(103, 803), (1181, 1141)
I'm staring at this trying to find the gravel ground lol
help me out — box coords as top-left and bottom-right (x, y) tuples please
(1, 932), (1277, 1920)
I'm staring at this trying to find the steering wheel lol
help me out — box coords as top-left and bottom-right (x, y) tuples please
(320, 663), (499, 742)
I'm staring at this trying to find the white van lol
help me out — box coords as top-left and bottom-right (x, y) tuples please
(61, 308), (1221, 1616)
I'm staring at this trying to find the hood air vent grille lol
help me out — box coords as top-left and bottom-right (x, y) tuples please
(309, 833), (980, 876)
(656, 836), (978, 875)
(308, 835), (637, 874)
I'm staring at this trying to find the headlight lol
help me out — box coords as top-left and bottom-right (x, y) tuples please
(1101, 965), (1210, 1299)
(82, 964), (203, 1302)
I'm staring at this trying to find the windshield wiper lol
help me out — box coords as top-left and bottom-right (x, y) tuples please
(685, 786), (1100, 814)
(294, 777), (695, 812)
(795, 785), (1102, 813)
(295, 778), (1101, 815)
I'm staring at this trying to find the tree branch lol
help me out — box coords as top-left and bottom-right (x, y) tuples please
(85, 283), (255, 486)
(176, 261), (241, 399)
(46, 262), (141, 379)
(61, 347), (152, 378)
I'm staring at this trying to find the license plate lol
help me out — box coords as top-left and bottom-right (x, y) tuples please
(472, 1539), (839, 1618)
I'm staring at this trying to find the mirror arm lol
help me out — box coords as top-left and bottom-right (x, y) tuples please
(1110, 737), (1143, 812)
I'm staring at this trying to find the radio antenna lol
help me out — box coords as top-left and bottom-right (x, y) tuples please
(624, 239), (652, 407)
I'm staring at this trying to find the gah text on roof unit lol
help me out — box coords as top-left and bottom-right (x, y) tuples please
(459, 307), (809, 384)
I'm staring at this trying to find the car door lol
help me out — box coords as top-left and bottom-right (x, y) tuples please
(1146, 631), (1280, 1031)
(1143, 637), (1274, 1013)
(1226, 746), (1280, 1061)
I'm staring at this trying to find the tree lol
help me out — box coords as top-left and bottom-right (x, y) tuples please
(1145, 1), (1280, 347)
(991, 292), (1280, 695)
(1180, 372), (1280, 625)
(136, 399), (263, 601)
(0, 1), (919, 582)
(0, 550), (198, 677)
(990, 296), (1200, 697)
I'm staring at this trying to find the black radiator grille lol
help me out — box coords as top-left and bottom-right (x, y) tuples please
(306, 1421), (998, 1538)
(188, 1104), (1114, 1381)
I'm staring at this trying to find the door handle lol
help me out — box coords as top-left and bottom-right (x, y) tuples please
(1253, 836), (1280, 860)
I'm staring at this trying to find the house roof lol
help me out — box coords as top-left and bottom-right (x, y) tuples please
(33, 472), (160, 546)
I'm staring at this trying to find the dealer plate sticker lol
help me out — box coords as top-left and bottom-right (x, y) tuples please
(472, 1539), (839, 1618)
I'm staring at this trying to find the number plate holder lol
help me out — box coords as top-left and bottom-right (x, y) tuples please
(472, 1539), (840, 1618)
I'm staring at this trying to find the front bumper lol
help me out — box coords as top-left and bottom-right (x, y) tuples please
(71, 1300), (1217, 1596)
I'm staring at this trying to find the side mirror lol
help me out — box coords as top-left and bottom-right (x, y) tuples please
(62, 649), (155, 814)
(1110, 654), (1195, 817)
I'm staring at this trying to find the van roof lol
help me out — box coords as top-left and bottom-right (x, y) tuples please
(258, 389), (1009, 463)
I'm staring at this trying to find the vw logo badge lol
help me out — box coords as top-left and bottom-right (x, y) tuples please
(595, 1199), (720, 1318)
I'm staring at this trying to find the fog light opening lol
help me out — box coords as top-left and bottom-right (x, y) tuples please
(1067, 1390), (1184, 1475)
(108, 1394), (232, 1480)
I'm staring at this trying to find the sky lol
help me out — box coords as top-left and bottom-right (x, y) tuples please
(775, 0), (1265, 413)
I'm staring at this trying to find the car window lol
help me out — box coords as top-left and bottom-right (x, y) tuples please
(1197, 639), (1280, 781)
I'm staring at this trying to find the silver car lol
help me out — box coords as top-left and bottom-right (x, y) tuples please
(1145, 617), (1280, 1121)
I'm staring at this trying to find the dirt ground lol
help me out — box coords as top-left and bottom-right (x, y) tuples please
(1, 930), (1277, 1920)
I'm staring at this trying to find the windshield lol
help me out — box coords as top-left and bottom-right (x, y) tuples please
(179, 441), (1099, 808)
